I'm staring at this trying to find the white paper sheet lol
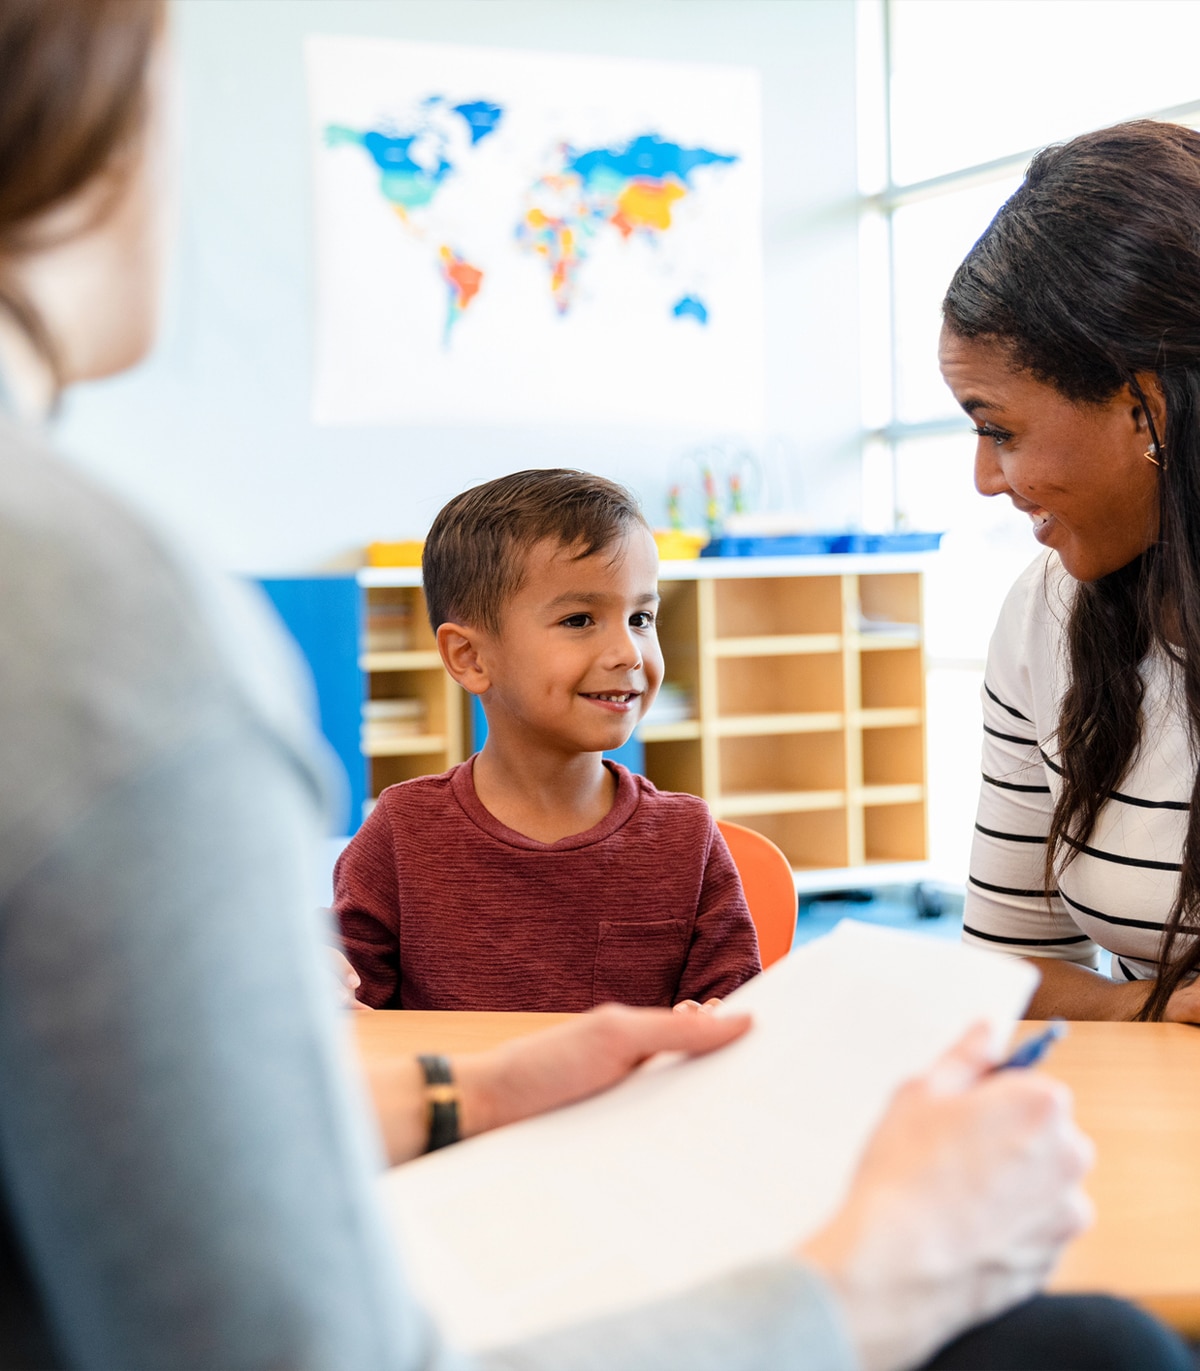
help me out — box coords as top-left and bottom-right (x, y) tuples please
(379, 920), (1037, 1352)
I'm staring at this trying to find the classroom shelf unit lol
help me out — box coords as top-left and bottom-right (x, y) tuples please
(357, 582), (466, 799)
(353, 554), (932, 876)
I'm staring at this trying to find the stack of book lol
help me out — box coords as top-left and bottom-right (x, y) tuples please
(361, 697), (428, 749)
(364, 603), (415, 652)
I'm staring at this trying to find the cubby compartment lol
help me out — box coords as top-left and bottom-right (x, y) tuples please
(857, 572), (921, 633)
(364, 585), (436, 654)
(649, 579), (701, 727)
(861, 724), (925, 787)
(860, 646), (924, 710)
(717, 651), (844, 718)
(371, 750), (454, 796)
(656, 580), (699, 686)
(719, 730), (845, 800)
(735, 808), (850, 871)
(863, 801), (927, 863)
(366, 667), (449, 742)
(643, 738), (704, 797)
(358, 578), (467, 819)
(713, 575), (842, 638)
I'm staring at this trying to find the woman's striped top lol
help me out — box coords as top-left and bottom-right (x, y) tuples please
(963, 550), (1194, 982)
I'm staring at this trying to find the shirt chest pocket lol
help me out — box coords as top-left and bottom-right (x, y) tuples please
(593, 919), (688, 1008)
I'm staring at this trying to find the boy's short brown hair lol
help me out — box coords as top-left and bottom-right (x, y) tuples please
(423, 468), (650, 633)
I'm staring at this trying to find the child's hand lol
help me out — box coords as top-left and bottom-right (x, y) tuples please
(328, 947), (372, 1011)
(672, 997), (722, 1015)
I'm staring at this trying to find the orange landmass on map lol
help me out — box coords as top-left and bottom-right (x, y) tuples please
(439, 246), (483, 308)
(610, 178), (687, 237)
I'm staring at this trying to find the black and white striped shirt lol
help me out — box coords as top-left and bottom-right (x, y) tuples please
(963, 551), (1193, 983)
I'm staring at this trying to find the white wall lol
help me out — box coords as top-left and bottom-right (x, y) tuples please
(55, 0), (861, 574)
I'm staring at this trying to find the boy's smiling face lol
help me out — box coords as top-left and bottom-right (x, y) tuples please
(473, 524), (663, 757)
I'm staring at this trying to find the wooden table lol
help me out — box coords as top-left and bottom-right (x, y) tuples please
(355, 1012), (1200, 1336)
(1017, 1020), (1200, 1335)
(355, 1010), (573, 1059)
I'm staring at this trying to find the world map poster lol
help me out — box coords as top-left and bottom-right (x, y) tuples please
(306, 37), (763, 427)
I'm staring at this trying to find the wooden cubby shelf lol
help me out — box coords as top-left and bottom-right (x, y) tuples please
(709, 634), (843, 657)
(357, 582), (465, 804)
(362, 735), (449, 758)
(638, 721), (703, 743)
(359, 649), (443, 671)
(355, 554), (932, 875)
(715, 790), (847, 817)
(715, 713), (845, 737)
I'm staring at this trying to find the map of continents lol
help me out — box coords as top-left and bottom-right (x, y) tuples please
(326, 95), (502, 344)
(515, 133), (737, 321)
(327, 102), (739, 346)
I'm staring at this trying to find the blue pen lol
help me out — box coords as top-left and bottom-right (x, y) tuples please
(994, 1019), (1067, 1071)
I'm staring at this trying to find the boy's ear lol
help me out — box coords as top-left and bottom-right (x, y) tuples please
(436, 622), (491, 696)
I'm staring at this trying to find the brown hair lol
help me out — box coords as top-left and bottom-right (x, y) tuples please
(0, 0), (163, 381)
(423, 469), (650, 633)
(943, 121), (1200, 1019)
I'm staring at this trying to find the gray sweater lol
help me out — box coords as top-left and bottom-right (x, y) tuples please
(0, 408), (855, 1371)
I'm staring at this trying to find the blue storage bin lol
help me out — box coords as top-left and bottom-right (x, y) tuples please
(700, 534), (840, 557)
(698, 531), (944, 558)
(829, 532), (944, 554)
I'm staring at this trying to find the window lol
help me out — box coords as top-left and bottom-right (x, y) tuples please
(858, 0), (1200, 870)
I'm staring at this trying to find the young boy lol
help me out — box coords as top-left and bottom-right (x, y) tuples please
(334, 469), (761, 1011)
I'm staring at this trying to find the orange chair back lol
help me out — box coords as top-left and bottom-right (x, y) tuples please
(716, 820), (797, 969)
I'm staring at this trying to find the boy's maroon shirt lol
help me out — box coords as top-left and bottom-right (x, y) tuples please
(334, 758), (762, 1011)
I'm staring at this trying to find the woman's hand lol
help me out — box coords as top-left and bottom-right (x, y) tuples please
(1023, 956), (1151, 1020)
(799, 1023), (1094, 1371)
(454, 1003), (751, 1138)
(1164, 979), (1200, 1023)
(1026, 957), (1200, 1023)
(368, 1004), (751, 1166)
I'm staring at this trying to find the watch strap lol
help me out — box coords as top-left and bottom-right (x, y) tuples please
(417, 1053), (460, 1152)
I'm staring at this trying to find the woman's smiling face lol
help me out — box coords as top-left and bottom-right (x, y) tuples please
(938, 325), (1162, 582)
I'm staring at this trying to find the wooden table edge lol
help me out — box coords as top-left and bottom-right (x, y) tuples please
(1125, 1294), (1200, 1341)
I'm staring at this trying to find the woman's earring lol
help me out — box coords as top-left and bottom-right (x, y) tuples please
(1144, 443), (1166, 468)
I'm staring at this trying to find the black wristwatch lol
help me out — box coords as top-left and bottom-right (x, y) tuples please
(417, 1054), (461, 1152)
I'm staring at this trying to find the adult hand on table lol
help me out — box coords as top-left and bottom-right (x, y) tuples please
(1025, 955), (1200, 1023)
(454, 1003), (751, 1138)
(369, 1004), (750, 1165)
(799, 1023), (1094, 1371)
(1165, 979), (1200, 1023)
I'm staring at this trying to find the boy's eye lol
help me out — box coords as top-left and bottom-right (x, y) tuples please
(629, 611), (656, 629)
(972, 423), (1012, 447)
(560, 613), (592, 628)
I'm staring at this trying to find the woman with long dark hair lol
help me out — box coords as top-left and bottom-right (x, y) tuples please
(943, 119), (1200, 1022)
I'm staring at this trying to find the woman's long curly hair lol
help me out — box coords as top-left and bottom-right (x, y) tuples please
(943, 120), (1200, 1020)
